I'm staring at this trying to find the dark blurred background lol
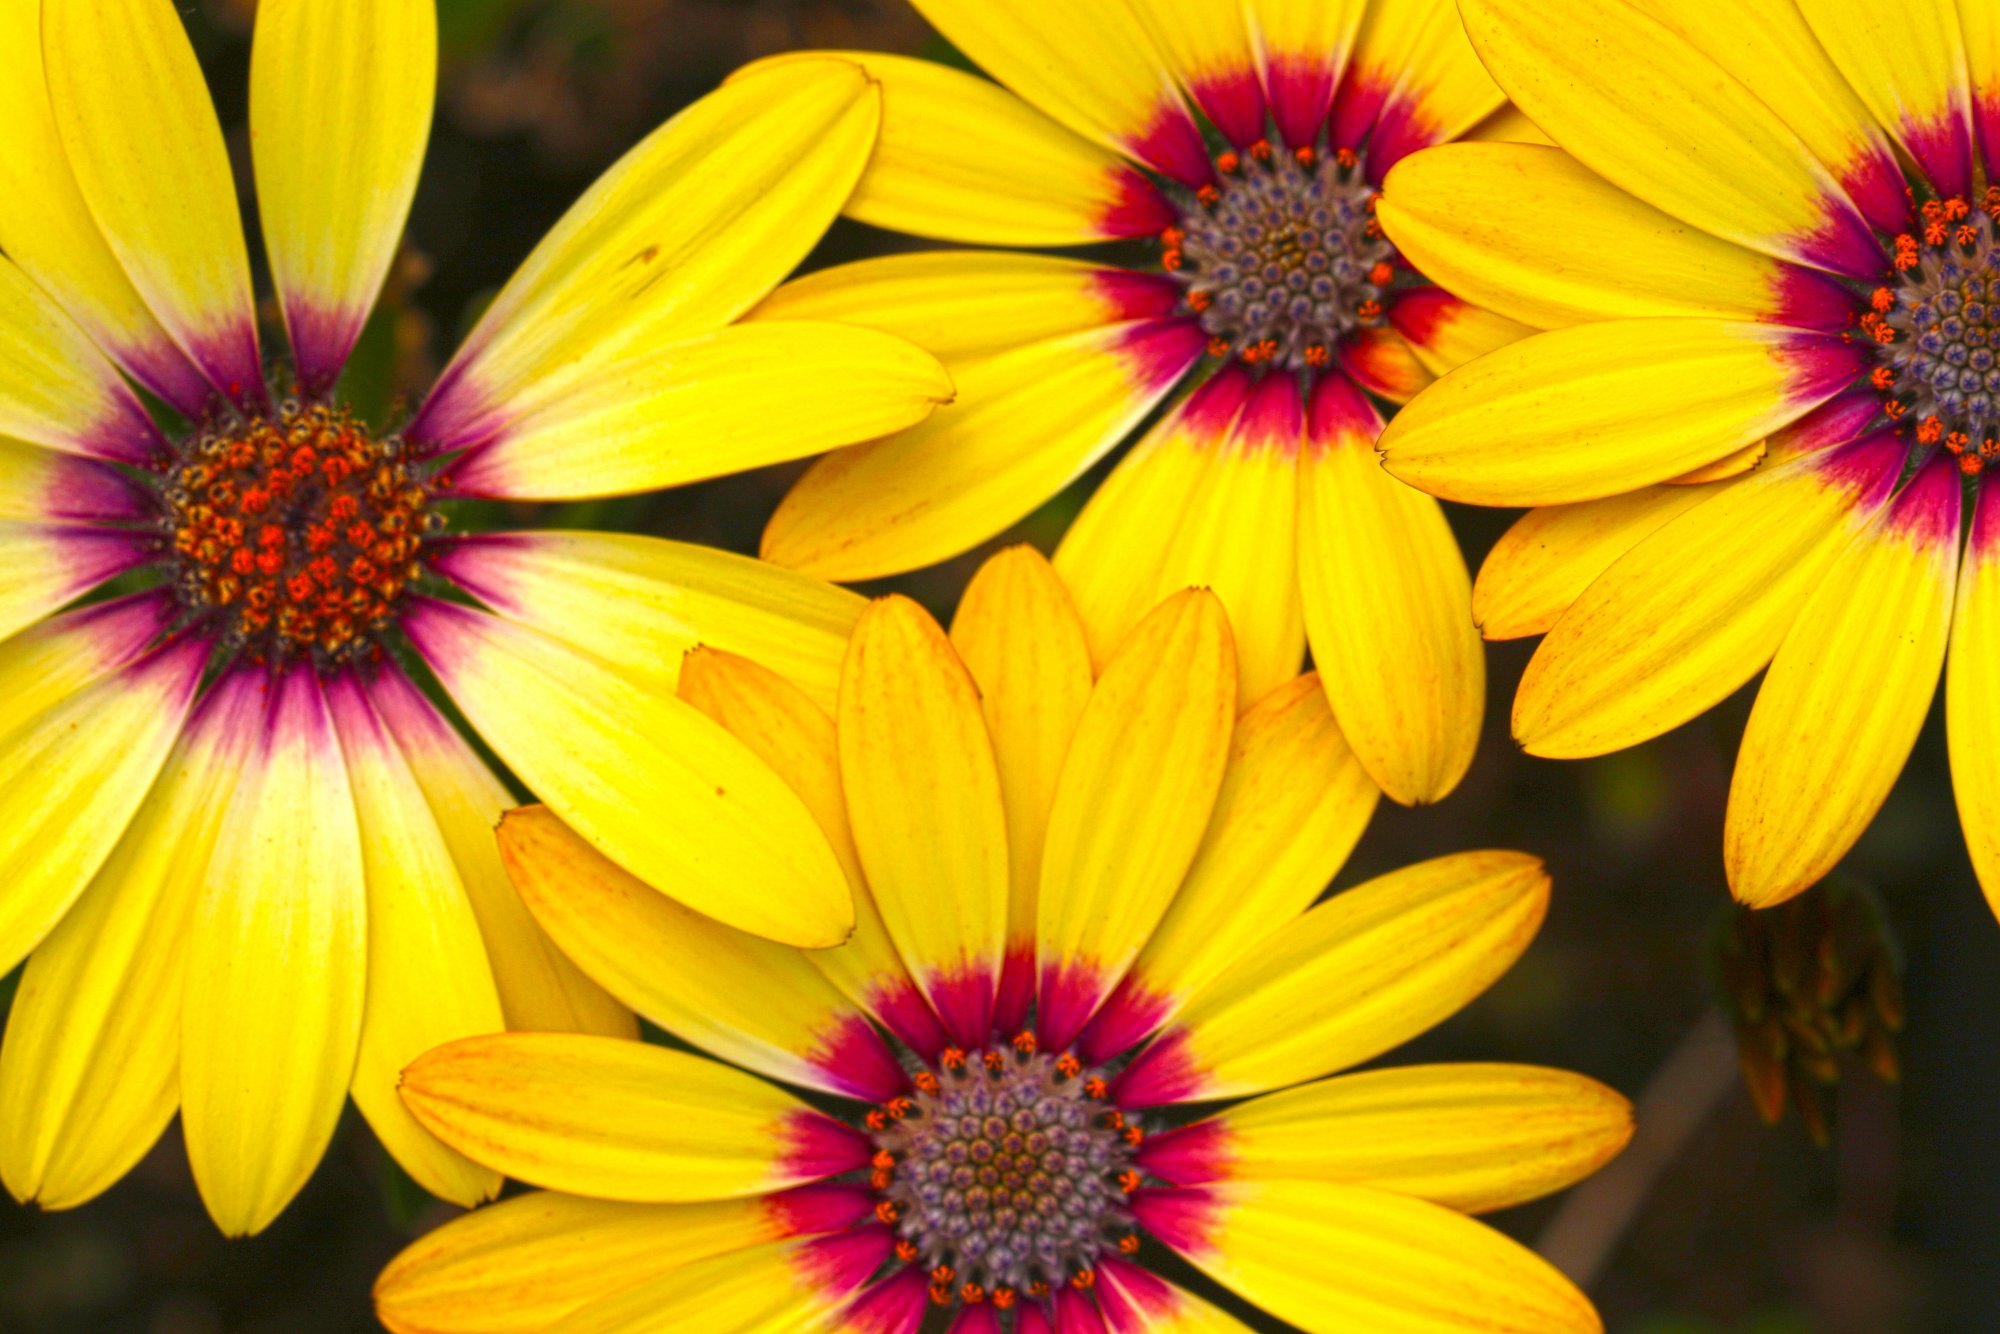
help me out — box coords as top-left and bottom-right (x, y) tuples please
(3, 3), (1998, 1331)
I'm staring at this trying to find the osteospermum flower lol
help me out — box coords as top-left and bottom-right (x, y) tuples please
(733, 0), (1552, 806)
(0, 0), (951, 1235)
(1374, 0), (2000, 911)
(374, 547), (1629, 1334)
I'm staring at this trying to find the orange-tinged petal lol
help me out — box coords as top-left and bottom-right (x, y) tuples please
(327, 673), (504, 1210)
(251, 0), (435, 393)
(374, 1187), (868, 1334)
(1458, 0), (1882, 278)
(399, 1033), (869, 1203)
(904, 0), (1210, 184)
(181, 668), (367, 1237)
(1797, 0), (1977, 201)
(1084, 674), (1377, 1064)
(1136, 1179), (1601, 1334)
(407, 598), (853, 948)
(1726, 458), (1961, 907)
(0, 666), (253, 1211)
(762, 319), (1204, 581)
(1379, 144), (1852, 332)
(1116, 851), (1549, 1107)
(1474, 485), (1726, 641)
(1515, 429), (1903, 759)
(1951, 484), (2000, 920)
(1301, 377), (1480, 805)
(838, 597), (1010, 1048)
(1378, 319), (1864, 507)
(498, 805), (906, 1104)
(1387, 290), (1535, 377)
(735, 51), (1172, 244)
(1142, 1063), (1632, 1214)
(436, 530), (862, 715)
(44, 0), (263, 408)
(1037, 590), (1236, 1050)
(366, 666), (632, 1040)
(0, 0), (208, 413)
(409, 59), (878, 451)
(947, 546), (1095, 1033)
(676, 648), (938, 1058)
(1624, 0), (1912, 233)
(1337, 323), (1433, 404)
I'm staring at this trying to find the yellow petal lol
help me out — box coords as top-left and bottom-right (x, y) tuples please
(1797, 0), (1977, 200)
(904, 0), (1211, 184)
(498, 805), (906, 1103)
(1952, 486), (2000, 919)
(436, 530), (862, 715)
(1248, 0), (1367, 147)
(409, 58), (878, 451)
(181, 668), (368, 1236)
(0, 438), (147, 524)
(408, 599), (852, 947)
(675, 648), (933, 1056)
(1154, 1063), (1632, 1214)
(0, 669), (253, 1211)
(0, 0), (209, 413)
(1379, 144), (1840, 332)
(1117, 851), (1549, 1106)
(0, 521), (149, 644)
(734, 51), (1172, 245)
(375, 1190), (822, 1334)
(0, 594), (171, 751)
(1462, 102), (1553, 145)
(366, 666), (632, 1040)
(1726, 459), (1960, 908)
(1671, 439), (1768, 484)
(837, 596), (1011, 1047)
(327, 674), (504, 1209)
(754, 251), (1178, 365)
(1970, 0), (2000, 183)
(0, 256), (166, 462)
(1059, 371), (1307, 704)
(1138, 1179), (1600, 1334)
(1037, 589), (1236, 1050)
(762, 319), (1204, 581)
(1125, 0), (1264, 145)
(1054, 368), (1250, 679)
(1515, 432), (1901, 759)
(0, 635), (205, 978)
(251, 0), (435, 393)
(1091, 674), (1378, 1061)
(399, 1033), (867, 1202)
(1339, 0), (1504, 171)
(447, 321), (951, 501)
(1623, 0), (1912, 232)
(1378, 319), (1863, 506)
(1097, 1260), (1263, 1334)
(44, 0), (262, 407)
(545, 1233), (878, 1334)
(1474, 485), (1725, 641)
(1458, 0), (1882, 277)
(947, 546), (1095, 1029)
(1301, 377), (1481, 805)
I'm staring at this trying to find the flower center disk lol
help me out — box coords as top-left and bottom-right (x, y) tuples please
(871, 1046), (1138, 1308)
(1164, 143), (1397, 372)
(164, 399), (438, 663)
(1864, 191), (2000, 469)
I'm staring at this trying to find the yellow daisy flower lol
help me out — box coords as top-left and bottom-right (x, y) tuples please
(374, 547), (1629, 1334)
(0, 0), (951, 1235)
(1374, 0), (2000, 911)
(736, 0), (1549, 806)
